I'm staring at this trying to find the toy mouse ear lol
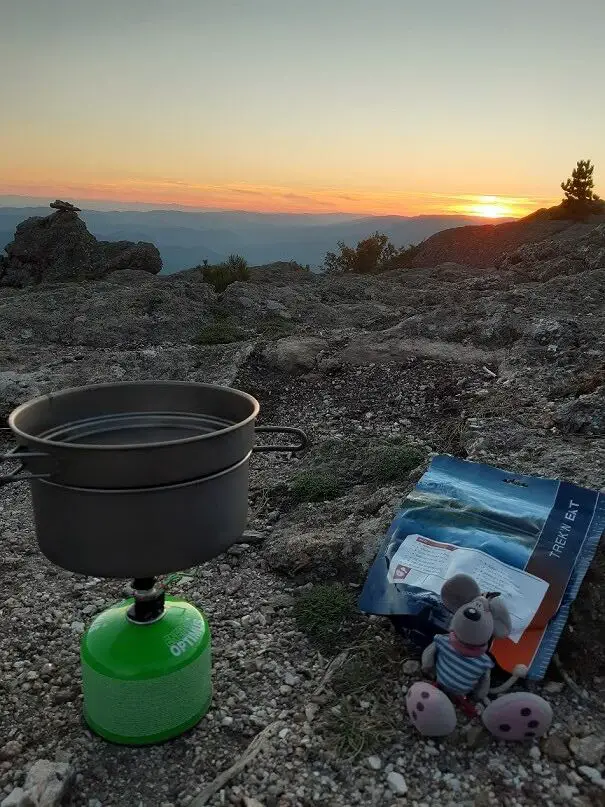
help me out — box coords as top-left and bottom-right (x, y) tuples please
(489, 596), (512, 638)
(441, 574), (481, 612)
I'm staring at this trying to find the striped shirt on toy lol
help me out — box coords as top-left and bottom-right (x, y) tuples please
(434, 633), (494, 695)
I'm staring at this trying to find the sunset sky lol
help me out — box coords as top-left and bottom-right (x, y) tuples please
(1, 0), (604, 218)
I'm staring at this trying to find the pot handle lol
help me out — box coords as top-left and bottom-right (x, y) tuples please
(0, 432), (52, 486)
(253, 426), (307, 453)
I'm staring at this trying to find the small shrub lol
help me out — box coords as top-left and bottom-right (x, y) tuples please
(294, 583), (357, 649)
(201, 254), (250, 293)
(324, 232), (420, 275)
(286, 438), (426, 506)
(321, 638), (405, 758)
(195, 320), (247, 345)
(316, 437), (424, 486)
(363, 441), (425, 484)
(290, 470), (344, 503)
(225, 253), (250, 274)
(258, 314), (295, 339)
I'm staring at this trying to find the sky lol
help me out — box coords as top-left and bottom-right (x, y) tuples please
(1, 0), (604, 218)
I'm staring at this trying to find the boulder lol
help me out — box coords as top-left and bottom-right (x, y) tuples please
(263, 485), (400, 580)
(49, 199), (81, 212)
(1, 207), (161, 287)
(101, 240), (162, 275)
(263, 336), (327, 374)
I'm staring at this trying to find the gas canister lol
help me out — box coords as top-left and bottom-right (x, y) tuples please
(81, 585), (211, 745)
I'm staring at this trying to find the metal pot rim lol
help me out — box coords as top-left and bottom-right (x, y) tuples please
(31, 450), (252, 493)
(8, 380), (260, 453)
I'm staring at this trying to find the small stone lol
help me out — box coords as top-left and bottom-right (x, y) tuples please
(567, 716), (588, 736)
(570, 734), (605, 766)
(70, 621), (85, 634)
(284, 672), (297, 687)
(1, 788), (34, 807)
(241, 530), (265, 544)
(271, 594), (295, 608)
(304, 704), (318, 722)
(544, 681), (564, 694)
(242, 798), (264, 807)
(578, 765), (605, 784)
(0, 742), (22, 761)
(367, 756), (382, 771)
(88, 800), (102, 807)
(386, 772), (407, 795)
(402, 660), (420, 675)
(227, 544), (249, 556)
(226, 576), (243, 595)
(53, 689), (77, 705)
(23, 760), (74, 807)
(529, 745), (541, 761)
(221, 716), (234, 727)
(542, 734), (570, 762)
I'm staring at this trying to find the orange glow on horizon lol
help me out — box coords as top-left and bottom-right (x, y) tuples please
(0, 180), (558, 219)
(453, 196), (517, 218)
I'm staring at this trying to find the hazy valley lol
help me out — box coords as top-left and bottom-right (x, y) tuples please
(0, 203), (499, 272)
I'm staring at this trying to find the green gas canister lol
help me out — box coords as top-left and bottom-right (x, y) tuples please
(81, 580), (212, 745)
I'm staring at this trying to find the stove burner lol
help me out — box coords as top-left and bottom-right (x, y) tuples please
(126, 578), (166, 624)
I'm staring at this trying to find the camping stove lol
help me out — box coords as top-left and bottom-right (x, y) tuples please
(1, 381), (306, 746)
(81, 578), (212, 744)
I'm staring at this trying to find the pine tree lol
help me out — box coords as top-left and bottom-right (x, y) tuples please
(561, 160), (601, 213)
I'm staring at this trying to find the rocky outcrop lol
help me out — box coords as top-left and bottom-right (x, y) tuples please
(0, 204), (161, 287)
(263, 337), (328, 374)
(500, 222), (605, 279)
(409, 211), (605, 269)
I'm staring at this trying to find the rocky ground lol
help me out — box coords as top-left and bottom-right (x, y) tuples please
(1, 216), (605, 806)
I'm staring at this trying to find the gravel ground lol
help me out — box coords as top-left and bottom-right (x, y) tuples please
(2, 352), (605, 807)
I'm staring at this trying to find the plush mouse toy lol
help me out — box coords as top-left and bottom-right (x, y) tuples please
(406, 573), (553, 741)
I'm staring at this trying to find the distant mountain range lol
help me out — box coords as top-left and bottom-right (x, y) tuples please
(0, 205), (507, 273)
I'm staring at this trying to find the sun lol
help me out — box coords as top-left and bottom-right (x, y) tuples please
(449, 194), (541, 219)
(473, 202), (509, 218)
(467, 195), (510, 218)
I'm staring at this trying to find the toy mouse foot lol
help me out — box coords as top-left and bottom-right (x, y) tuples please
(406, 682), (457, 737)
(481, 692), (552, 741)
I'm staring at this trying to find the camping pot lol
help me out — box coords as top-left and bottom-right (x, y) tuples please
(3, 381), (304, 488)
(0, 381), (306, 578)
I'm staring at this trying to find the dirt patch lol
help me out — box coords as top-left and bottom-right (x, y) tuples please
(557, 544), (605, 686)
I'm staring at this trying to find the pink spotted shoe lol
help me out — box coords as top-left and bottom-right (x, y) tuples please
(481, 692), (552, 741)
(406, 682), (457, 737)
